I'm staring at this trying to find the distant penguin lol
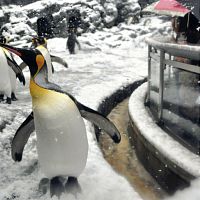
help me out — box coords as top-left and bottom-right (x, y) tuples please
(67, 30), (81, 54)
(0, 43), (121, 198)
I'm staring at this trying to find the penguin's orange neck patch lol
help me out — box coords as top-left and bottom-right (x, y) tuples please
(36, 55), (45, 70)
(30, 78), (49, 99)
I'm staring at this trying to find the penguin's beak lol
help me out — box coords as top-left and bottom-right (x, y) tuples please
(0, 43), (37, 76)
(0, 42), (23, 56)
(0, 43), (34, 59)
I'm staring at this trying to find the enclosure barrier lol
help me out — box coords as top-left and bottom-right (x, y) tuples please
(146, 37), (200, 154)
(128, 37), (200, 194)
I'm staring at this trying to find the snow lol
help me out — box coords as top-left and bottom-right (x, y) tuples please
(0, 1), (199, 199)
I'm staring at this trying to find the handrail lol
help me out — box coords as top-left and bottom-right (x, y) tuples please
(146, 36), (200, 154)
(146, 37), (200, 61)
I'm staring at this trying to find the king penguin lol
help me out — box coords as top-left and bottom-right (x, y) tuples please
(0, 46), (12, 103)
(0, 37), (25, 103)
(4, 47), (25, 101)
(0, 43), (121, 198)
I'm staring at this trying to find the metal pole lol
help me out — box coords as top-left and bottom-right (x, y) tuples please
(146, 45), (151, 106)
(168, 54), (171, 79)
(158, 50), (164, 122)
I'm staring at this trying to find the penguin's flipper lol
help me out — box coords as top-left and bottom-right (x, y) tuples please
(5, 53), (21, 73)
(19, 61), (27, 70)
(66, 94), (121, 143)
(51, 64), (55, 74)
(12, 112), (35, 162)
(50, 55), (68, 68)
(42, 85), (121, 143)
(16, 72), (26, 86)
(79, 105), (121, 143)
(5, 53), (26, 85)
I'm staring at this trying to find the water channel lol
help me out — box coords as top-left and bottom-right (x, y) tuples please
(99, 99), (167, 200)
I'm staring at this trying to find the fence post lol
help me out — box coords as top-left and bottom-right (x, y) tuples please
(158, 50), (164, 122)
(146, 45), (151, 106)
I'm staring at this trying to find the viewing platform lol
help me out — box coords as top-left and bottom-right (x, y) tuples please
(128, 37), (200, 194)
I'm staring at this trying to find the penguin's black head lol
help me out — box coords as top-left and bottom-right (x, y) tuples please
(0, 43), (44, 77)
(31, 36), (47, 48)
(37, 36), (46, 45)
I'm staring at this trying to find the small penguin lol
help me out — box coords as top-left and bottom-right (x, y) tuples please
(0, 36), (25, 103)
(67, 29), (81, 54)
(0, 43), (121, 198)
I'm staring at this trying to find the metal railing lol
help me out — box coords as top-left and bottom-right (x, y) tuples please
(146, 37), (200, 154)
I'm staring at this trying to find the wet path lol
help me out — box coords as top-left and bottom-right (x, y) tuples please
(99, 99), (167, 200)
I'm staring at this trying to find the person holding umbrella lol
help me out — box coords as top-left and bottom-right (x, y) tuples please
(142, 0), (200, 43)
(172, 13), (200, 44)
(143, 0), (200, 61)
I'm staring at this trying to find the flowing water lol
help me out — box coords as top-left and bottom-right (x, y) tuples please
(99, 99), (167, 200)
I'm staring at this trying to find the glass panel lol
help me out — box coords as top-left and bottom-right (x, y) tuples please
(163, 64), (200, 153)
(149, 50), (160, 120)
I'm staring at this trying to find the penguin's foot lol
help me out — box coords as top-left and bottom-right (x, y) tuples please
(50, 176), (65, 198)
(6, 97), (11, 104)
(65, 177), (82, 196)
(39, 178), (50, 195)
(11, 93), (18, 101)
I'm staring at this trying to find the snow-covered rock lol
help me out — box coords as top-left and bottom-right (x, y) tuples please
(0, 0), (142, 40)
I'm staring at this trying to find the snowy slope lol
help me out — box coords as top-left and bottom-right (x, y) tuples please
(0, 0), (141, 39)
(0, 0), (171, 46)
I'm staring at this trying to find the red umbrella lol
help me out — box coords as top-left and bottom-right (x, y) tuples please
(143, 0), (190, 17)
(155, 0), (190, 16)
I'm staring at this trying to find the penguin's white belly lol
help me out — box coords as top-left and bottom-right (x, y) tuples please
(33, 93), (88, 178)
(0, 48), (11, 96)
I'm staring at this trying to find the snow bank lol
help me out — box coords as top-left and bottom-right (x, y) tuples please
(129, 83), (200, 177)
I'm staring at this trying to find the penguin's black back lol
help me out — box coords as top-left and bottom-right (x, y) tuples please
(67, 33), (76, 54)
